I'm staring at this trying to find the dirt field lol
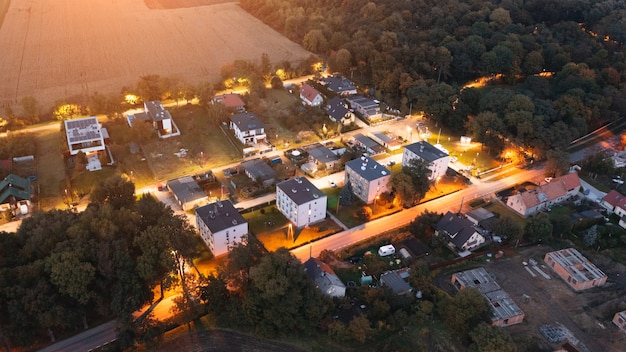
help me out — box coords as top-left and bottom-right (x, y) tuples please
(438, 246), (626, 352)
(0, 0), (312, 111)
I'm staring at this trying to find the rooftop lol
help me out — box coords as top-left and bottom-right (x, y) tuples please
(353, 133), (385, 154)
(380, 270), (413, 295)
(404, 141), (449, 162)
(276, 177), (326, 205)
(0, 174), (31, 204)
(545, 248), (607, 282)
(196, 200), (247, 233)
(324, 96), (349, 120)
(166, 176), (207, 204)
(241, 159), (276, 181)
(144, 101), (172, 122)
(300, 83), (322, 102)
(64, 116), (104, 145)
(345, 156), (390, 181)
(518, 173), (581, 208)
(319, 74), (356, 93)
(306, 143), (339, 164)
(213, 93), (245, 108)
(230, 112), (265, 132)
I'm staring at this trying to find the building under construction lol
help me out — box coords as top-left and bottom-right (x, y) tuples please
(451, 267), (525, 327)
(544, 248), (607, 292)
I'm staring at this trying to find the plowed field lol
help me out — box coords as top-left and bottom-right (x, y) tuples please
(0, 0), (311, 110)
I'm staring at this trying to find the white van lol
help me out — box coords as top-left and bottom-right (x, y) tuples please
(378, 244), (396, 257)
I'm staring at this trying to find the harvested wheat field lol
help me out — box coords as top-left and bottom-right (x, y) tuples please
(0, 0), (311, 110)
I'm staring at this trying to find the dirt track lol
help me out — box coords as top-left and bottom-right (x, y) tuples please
(0, 0), (311, 110)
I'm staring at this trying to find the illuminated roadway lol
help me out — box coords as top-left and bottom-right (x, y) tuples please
(292, 167), (546, 262)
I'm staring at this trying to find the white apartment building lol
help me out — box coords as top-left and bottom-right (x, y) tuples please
(403, 141), (450, 181)
(276, 177), (327, 228)
(344, 157), (391, 204)
(229, 112), (266, 145)
(195, 200), (248, 257)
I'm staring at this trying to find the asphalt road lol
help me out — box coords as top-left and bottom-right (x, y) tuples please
(37, 321), (116, 352)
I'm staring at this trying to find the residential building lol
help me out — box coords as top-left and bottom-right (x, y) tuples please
(241, 158), (276, 187)
(305, 143), (340, 170)
(0, 174), (31, 214)
(544, 248), (607, 291)
(451, 267), (525, 327)
(369, 131), (402, 151)
(304, 257), (346, 298)
(319, 74), (357, 96)
(403, 141), (450, 181)
(435, 211), (486, 253)
(601, 189), (626, 217)
(353, 133), (385, 155)
(380, 268), (412, 296)
(229, 112), (266, 145)
(276, 177), (327, 228)
(344, 157), (390, 204)
(143, 100), (180, 138)
(612, 310), (626, 332)
(212, 93), (245, 112)
(346, 95), (381, 120)
(506, 173), (581, 217)
(300, 83), (324, 107)
(465, 208), (496, 227)
(323, 96), (354, 124)
(195, 200), (247, 257)
(64, 116), (109, 171)
(166, 175), (209, 211)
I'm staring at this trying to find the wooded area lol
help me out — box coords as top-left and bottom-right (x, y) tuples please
(241, 0), (626, 161)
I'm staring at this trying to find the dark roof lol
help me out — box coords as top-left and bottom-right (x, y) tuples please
(324, 96), (349, 120)
(276, 177), (326, 205)
(230, 112), (264, 132)
(145, 101), (172, 122)
(64, 116), (103, 144)
(436, 211), (479, 249)
(319, 75), (355, 93)
(380, 271), (412, 295)
(195, 200), (246, 233)
(405, 141), (449, 162)
(466, 207), (495, 224)
(306, 144), (339, 164)
(353, 134), (385, 153)
(0, 174), (31, 204)
(166, 176), (207, 204)
(345, 157), (390, 181)
(304, 257), (346, 295)
(241, 159), (276, 181)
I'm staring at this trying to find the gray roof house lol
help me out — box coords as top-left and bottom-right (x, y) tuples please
(323, 96), (353, 124)
(304, 257), (346, 297)
(353, 133), (385, 155)
(166, 176), (209, 211)
(435, 211), (486, 254)
(319, 75), (357, 96)
(305, 143), (340, 170)
(241, 158), (276, 187)
(380, 270), (413, 295)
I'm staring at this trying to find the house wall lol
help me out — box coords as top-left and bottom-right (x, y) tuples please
(230, 122), (266, 145)
(544, 253), (608, 291)
(402, 149), (450, 181)
(276, 188), (327, 228)
(613, 311), (626, 332)
(196, 217), (248, 257)
(506, 194), (528, 216)
(345, 167), (390, 204)
(462, 232), (485, 251)
(492, 313), (525, 327)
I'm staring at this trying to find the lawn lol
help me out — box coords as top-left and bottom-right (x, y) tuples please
(33, 128), (67, 209)
(243, 204), (343, 252)
(483, 200), (527, 230)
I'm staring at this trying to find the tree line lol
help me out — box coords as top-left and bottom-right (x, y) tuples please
(240, 0), (626, 169)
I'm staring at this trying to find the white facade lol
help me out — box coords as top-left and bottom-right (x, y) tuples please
(195, 201), (248, 257)
(276, 177), (327, 228)
(229, 112), (266, 145)
(402, 141), (450, 181)
(344, 157), (391, 204)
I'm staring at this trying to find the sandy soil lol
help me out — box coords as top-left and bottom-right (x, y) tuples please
(0, 0), (311, 111)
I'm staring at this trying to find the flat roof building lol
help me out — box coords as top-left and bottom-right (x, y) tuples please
(544, 248), (607, 291)
(451, 267), (525, 327)
(166, 176), (209, 211)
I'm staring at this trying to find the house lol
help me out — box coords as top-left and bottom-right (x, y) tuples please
(305, 143), (340, 171)
(544, 248), (607, 291)
(435, 211), (486, 253)
(380, 269), (412, 296)
(64, 116), (109, 171)
(304, 257), (346, 298)
(506, 173), (581, 217)
(195, 200), (248, 257)
(276, 177), (327, 228)
(323, 96), (354, 124)
(344, 157), (390, 204)
(403, 141), (450, 181)
(300, 83), (324, 107)
(319, 74), (357, 96)
(346, 95), (381, 120)
(451, 267), (525, 327)
(166, 175), (209, 211)
(612, 310), (626, 332)
(353, 133), (385, 155)
(213, 93), (245, 112)
(229, 112), (266, 145)
(0, 174), (31, 214)
(369, 131), (402, 151)
(465, 207), (496, 227)
(241, 159), (276, 187)
(601, 189), (626, 217)
(143, 101), (180, 138)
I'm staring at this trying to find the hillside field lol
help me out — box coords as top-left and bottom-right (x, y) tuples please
(0, 0), (311, 111)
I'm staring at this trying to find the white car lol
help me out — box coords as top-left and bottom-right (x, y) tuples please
(612, 178), (624, 184)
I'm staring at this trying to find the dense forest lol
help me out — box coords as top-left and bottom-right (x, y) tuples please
(241, 0), (626, 161)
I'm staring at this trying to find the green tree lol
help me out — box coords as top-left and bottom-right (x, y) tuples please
(544, 148), (570, 177)
(524, 213), (553, 243)
(439, 288), (491, 339)
(492, 217), (523, 246)
(90, 175), (135, 209)
(470, 323), (517, 352)
(339, 181), (354, 205)
(21, 96), (39, 122)
(347, 314), (373, 343)
(137, 74), (165, 102)
(388, 172), (416, 207)
(408, 210), (441, 242)
(402, 158), (432, 202)
(303, 29), (328, 53)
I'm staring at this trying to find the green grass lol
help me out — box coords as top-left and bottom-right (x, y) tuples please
(33, 128), (67, 209)
(483, 200), (527, 230)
